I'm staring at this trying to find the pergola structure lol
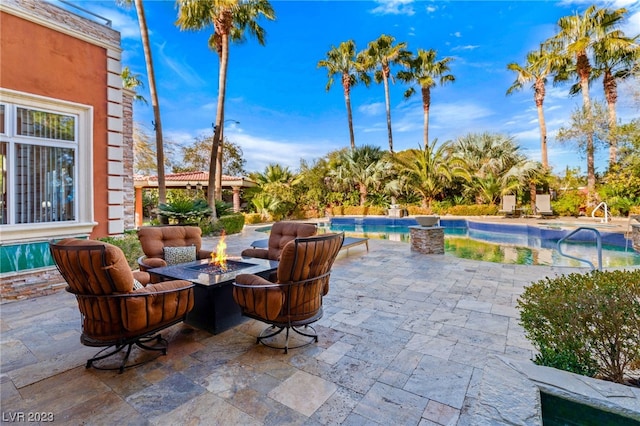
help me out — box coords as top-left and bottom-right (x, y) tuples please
(133, 171), (256, 227)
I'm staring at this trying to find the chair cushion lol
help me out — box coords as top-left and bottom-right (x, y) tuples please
(163, 246), (197, 265)
(138, 226), (203, 259)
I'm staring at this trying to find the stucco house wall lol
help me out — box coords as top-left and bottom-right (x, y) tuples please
(0, 0), (133, 301)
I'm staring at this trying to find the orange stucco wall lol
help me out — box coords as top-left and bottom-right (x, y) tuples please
(0, 12), (109, 238)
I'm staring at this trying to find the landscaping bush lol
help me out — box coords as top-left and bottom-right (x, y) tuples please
(551, 191), (586, 217)
(446, 204), (499, 216)
(244, 213), (264, 224)
(517, 270), (640, 384)
(98, 231), (143, 270)
(407, 206), (433, 215)
(218, 213), (245, 234)
(156, 198), (212, 224)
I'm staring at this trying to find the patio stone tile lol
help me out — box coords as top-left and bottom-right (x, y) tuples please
(388, 348), (424, 376)
(0, 340), (38, 372)
(309, 385), (363, 426)
(427, 309), (469, 328)
(322, 355), (385, 394)
(353, 381), (428, 426)
(268, 370), (337, 417)
(406, 334), (456, 360)
(404, 355), (474, 409)
(56, 390), (144, 425)
(18, 367), (111, 413)
(462, 311), (510, 336)
(448, 342), (501, 370)
(378, 367), (410, 388)
(422, 399), (460, 426)
(455, 299), (493, 314)
(316, 341), (353, 365)
(437, 325), (506, 353)
(126, 373), (206, 417)
(151, 391), (261, 426)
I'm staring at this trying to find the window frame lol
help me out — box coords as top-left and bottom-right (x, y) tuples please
(0, 88), (95, 243)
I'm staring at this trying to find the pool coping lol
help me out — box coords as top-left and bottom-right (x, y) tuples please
(472, 355), (640, 424)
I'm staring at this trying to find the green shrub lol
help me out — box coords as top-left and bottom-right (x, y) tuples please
(446, 204), (499, 216)
(219, 214), (245, 234)
(98, 231), (143, 270)
(407, 205), (433, 215)
(156, 198), (212, 224)
(552, 191), (586, 217)
(517, 270), (640, 384)
(244, 213), (264, 224)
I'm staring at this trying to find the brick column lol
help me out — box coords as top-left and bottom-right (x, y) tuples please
(232, 186), (241, 212)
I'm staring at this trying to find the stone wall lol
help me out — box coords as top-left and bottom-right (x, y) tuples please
(410, 226), (445, 254)
(632, 224), (640, 252)
(0, 268), (65, 303)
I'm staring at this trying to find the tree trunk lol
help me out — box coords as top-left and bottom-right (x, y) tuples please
(577, 52), (596, 204)
(215, 132), (224, 201)
(534, 79), (548, 169)
(135, 0), (166, 207)
(209, 34), (231, 220)
(383, 67), (393, 154)
(603, 70), (617, 167)
(343, 73), (355, 150)
(359, 185), (367, 206)
(421, 86), (430, 150)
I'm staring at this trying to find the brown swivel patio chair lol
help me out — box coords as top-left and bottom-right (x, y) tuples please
(137, 226), (213, 278)
(50, 238), (194, 373)
(233, 232), (344, 353)
(241, 221), (317, 261)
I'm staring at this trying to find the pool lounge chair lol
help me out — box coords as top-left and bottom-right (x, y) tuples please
(535, 194), (554, 217)
(499, 195), (519, 217)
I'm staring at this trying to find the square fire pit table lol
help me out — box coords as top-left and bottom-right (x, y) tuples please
(149, 257), (278, 334)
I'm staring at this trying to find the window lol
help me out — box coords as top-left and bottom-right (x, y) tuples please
(0, 90), (93, 241)
(1, 104), (77, 224)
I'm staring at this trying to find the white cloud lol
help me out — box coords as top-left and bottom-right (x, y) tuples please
(451, 31), (462, 38)
(426, 5), (438, 13)
(452, 45), (480, 51)
(156, 43), (207, 87)
(370, 0), (415, 16)
(230, 133), (339, 172)
(358, 102), (385, 116)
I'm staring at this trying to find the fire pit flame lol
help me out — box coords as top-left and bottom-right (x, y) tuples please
(211, 232), (228, 272)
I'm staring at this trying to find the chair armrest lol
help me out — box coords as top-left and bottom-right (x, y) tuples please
(240, 248), (269, 259)
(233, 274), (284, 321)
(133, 270), (151, 285)
(121, 280), (194, 331)
(137, 256), (167, 272)
(198, 249), (214, 260)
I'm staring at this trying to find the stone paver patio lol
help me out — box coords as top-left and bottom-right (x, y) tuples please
(1, 225), (638, 424)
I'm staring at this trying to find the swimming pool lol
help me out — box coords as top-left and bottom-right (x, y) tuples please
(323, 217), (640, 268)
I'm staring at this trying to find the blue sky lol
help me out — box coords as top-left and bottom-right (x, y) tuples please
(69, 0), (639, 175)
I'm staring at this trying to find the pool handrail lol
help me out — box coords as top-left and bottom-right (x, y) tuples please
(556, 227), (602, 271)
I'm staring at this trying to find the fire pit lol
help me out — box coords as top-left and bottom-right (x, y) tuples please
(187, 260), (255, 275)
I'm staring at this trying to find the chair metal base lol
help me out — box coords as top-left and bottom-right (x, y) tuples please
(86, 334), (168, 374)
(257, 325), (318, 354)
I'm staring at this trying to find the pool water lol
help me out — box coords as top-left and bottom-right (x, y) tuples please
(322, 218), (640, 268)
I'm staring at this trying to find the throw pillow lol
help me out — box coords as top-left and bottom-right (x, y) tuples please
(164, 245), (197, 265)
(133, 278), (145, 290)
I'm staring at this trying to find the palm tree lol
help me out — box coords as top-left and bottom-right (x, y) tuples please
(452, 132), (538, 205)
(506, 44), (559, 169)
(118, 0), (167, 206)
(176, 0), (275, 218)
(317, 40), (370, 150)
(330, 145), (392, 206)
(397, 49), (455, 149)
(592, 36), (638, 167)
(549, 5), (628, 201)
(393, 142), (467, 209)
(360, 34), (409, 153)
(121, 66), (147, 104)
